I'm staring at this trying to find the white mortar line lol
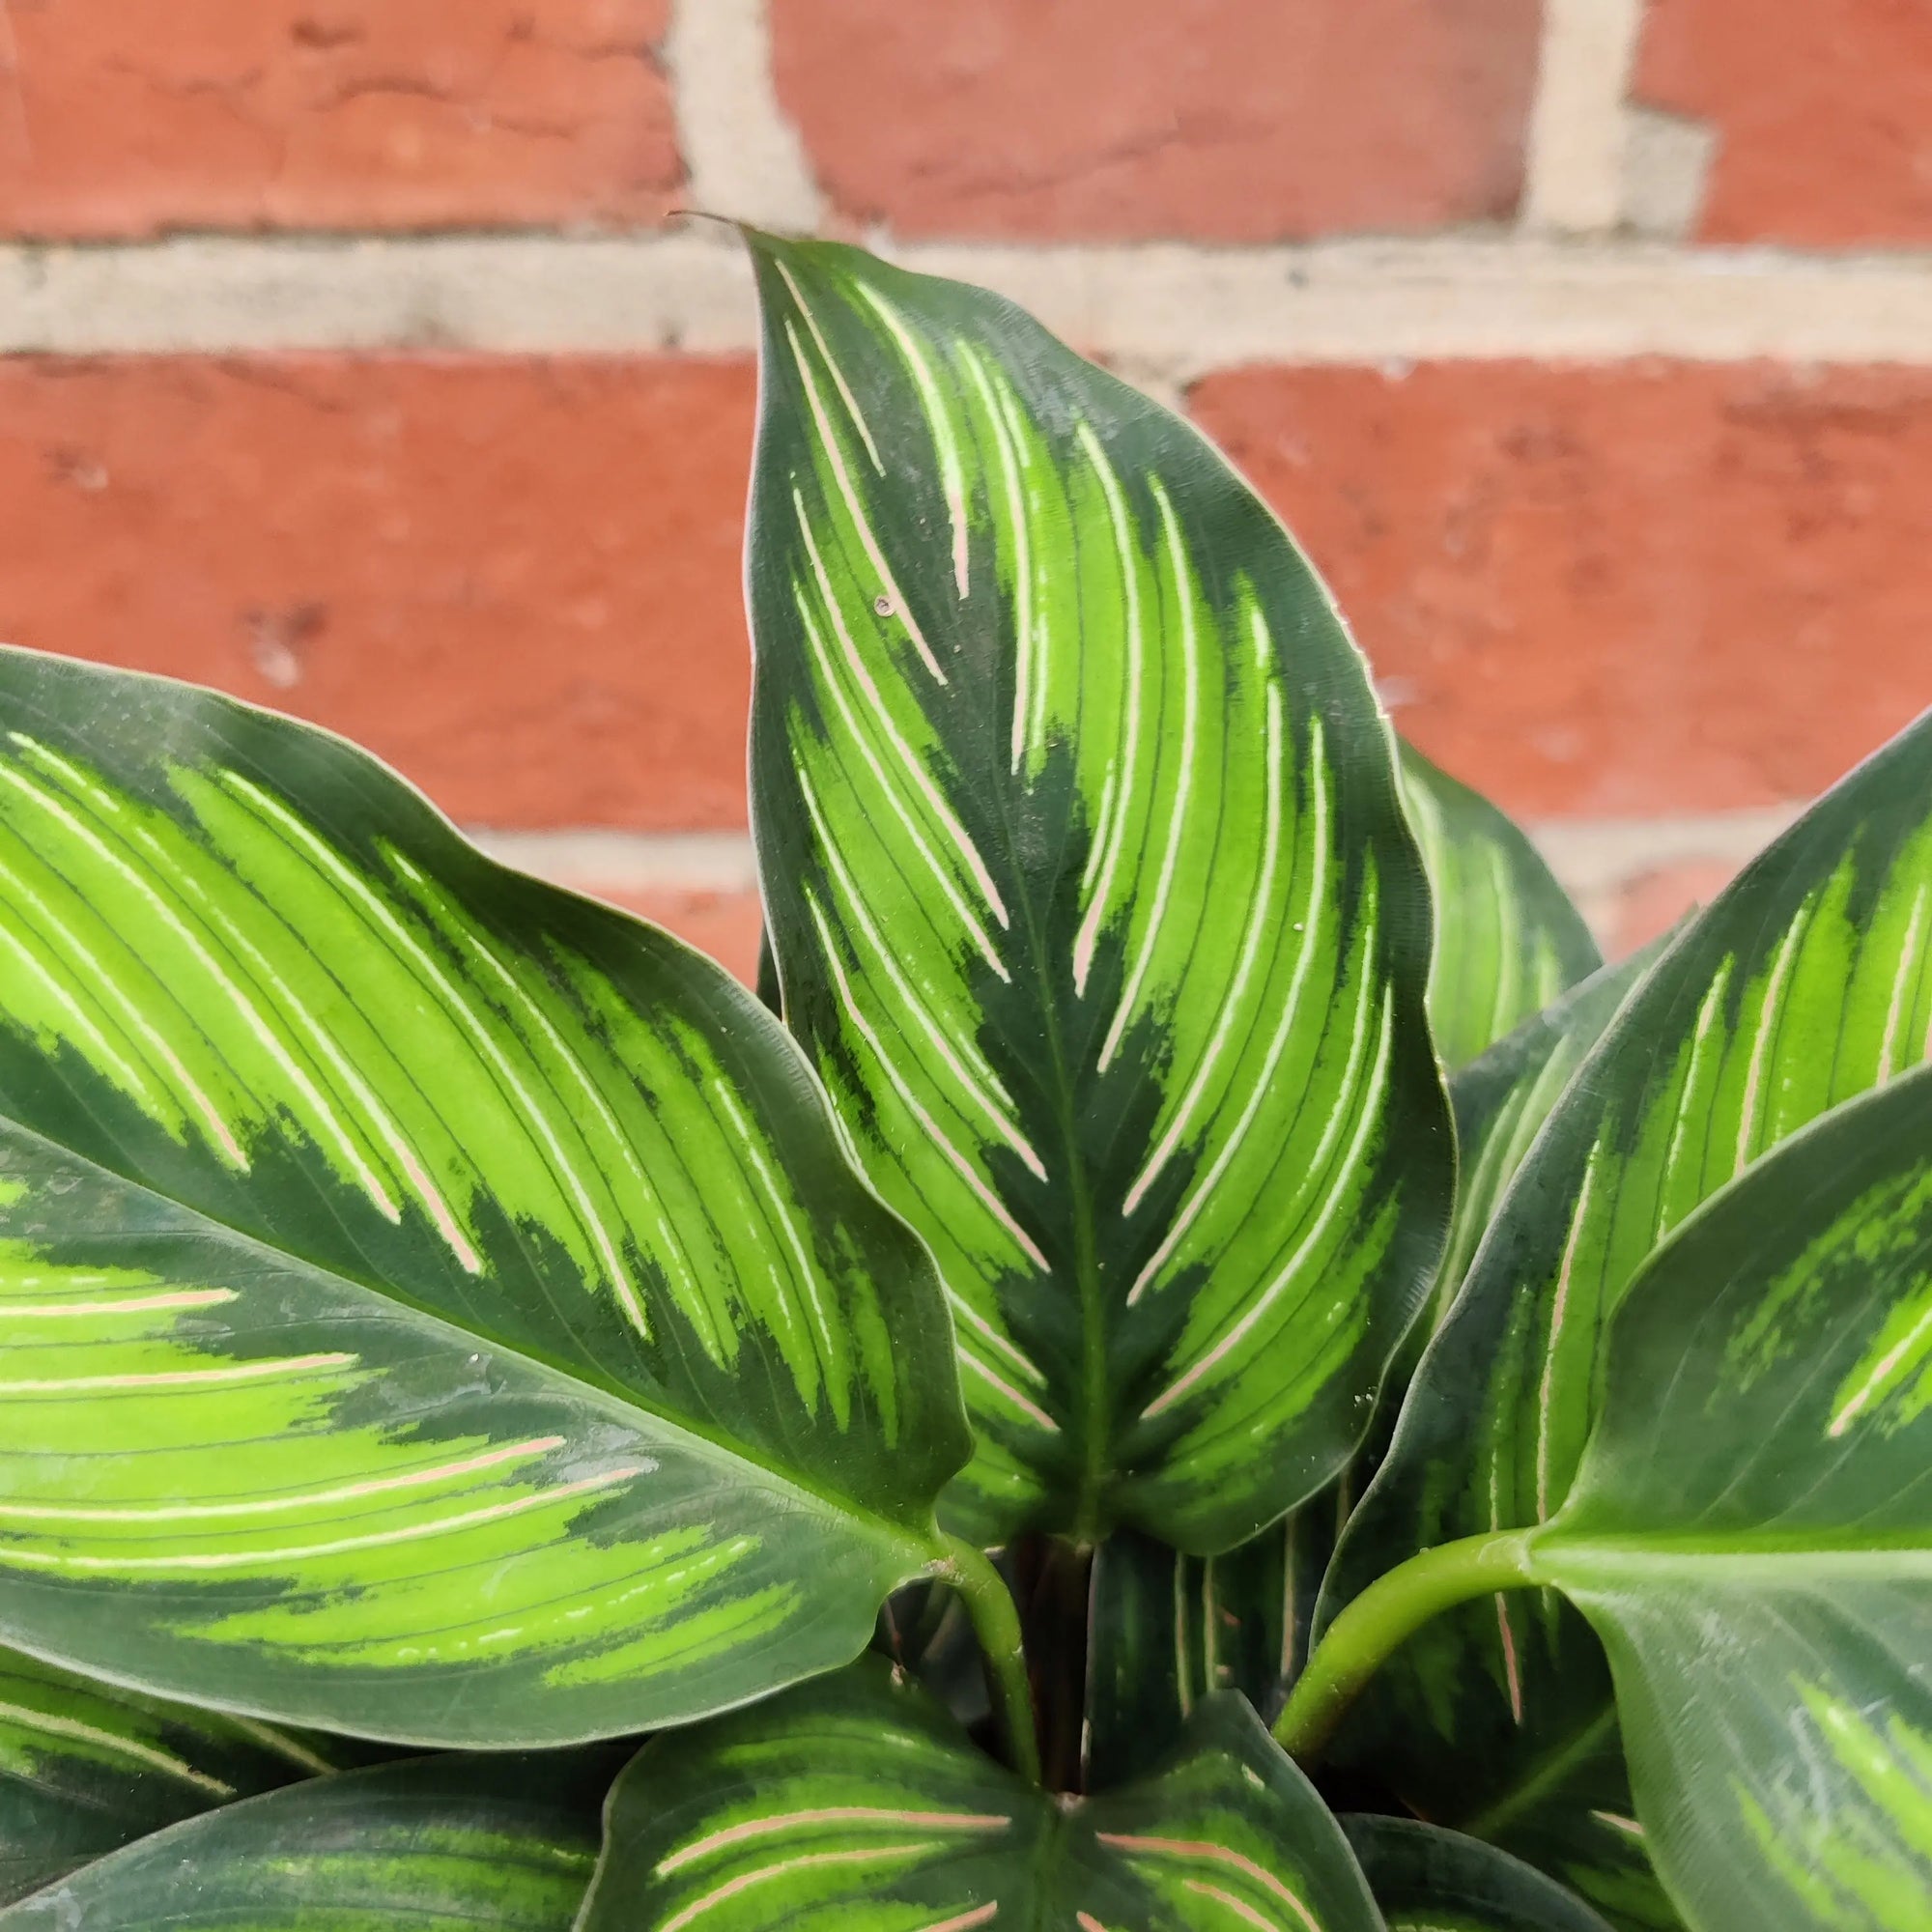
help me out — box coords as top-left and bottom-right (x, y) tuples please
(9, 232), (1932, 367)
(665, 0), (822, 232)
(468, 809), (1798, 916)
(1527, 805), (1801, 896)
(467, 827), (762, 894)
(1521, 0), (1646, 235)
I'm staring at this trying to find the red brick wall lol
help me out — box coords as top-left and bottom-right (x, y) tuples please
(4, 0), (1930, 978)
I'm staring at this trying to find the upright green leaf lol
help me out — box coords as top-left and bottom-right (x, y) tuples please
(1321, 713), (1932, 1821)
(1432, 941), (1664, 1334)
(1523, 1065), (1932, 1932)
(0, 647), (969, 1743)
(1343, 1816), (1616, 1932)
(582, 1655), (1385, 1930)
(0, 1752), (604, 1928)
(1086, 1511), (1331, 1790)
(1484, 1803), (1684, 1932)
(1398, 743), (1601, 1069)
(0, 1645), (338, 1904)
(746, 232), (1449, 1551)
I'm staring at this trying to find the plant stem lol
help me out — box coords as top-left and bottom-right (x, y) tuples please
(939, 1535), (1043, 1787)
(1271, 1530), (1539, 1764)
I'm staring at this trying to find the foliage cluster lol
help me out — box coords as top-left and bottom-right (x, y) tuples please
(0, 235), (1926, 1932)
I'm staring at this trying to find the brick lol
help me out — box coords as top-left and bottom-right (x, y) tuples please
(1190, 360), (1932, 818)
(1635, 0), (1932, 243)
(0, 355), (755, 829)
(1605, 856), (1740, 960)
(0, 1), (678, 239)
(588, 885), (764, 988)
(770, 0), (1541, 241)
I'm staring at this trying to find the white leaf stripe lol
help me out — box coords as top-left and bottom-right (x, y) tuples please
(0, 1435), (565, 1520)
(797, 768), (1042, 1179)
(656, 1804), (1009, 1874)
(790, 500), (1012, 958)
(1124, 688), (1308, 1246)
(1101, 475), (1201, 1073)
(0, 820), (246, 1168)
(1070, 422), (1148, 996)
(784, 320), (945, 684)
(0, 1697), (237, 1799)
(5, 742), (408, 1227)
(803, 892), (1051, 1284)
(0, 1466), (648, 1573)
(856, 283), (972, 602)
(775, 260), (884, 474)
(657, 1842), (944, 1932)
(1142, 980), (1394, 1423)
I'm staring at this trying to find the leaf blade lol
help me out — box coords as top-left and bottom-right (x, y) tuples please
(1322, 711), (1932, 1818)
(582, 1656), (1385, 1930)
(0, 647), (969, 1740)
(0, 1646), (333, 1905)
(1532, 1065), (1932, 1932)
(1398, 742), (1601, 1070)
(747, 233), (1450, 1551)
(0, 1752), (605, 1928)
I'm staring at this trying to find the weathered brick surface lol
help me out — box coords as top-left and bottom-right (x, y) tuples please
(1636, 0), (1932, 243)
(0, 1), (678, 239)
(0, 355), (755, 829)
(1190, 359), (1932, 817)
(770, 0), (1541, 241)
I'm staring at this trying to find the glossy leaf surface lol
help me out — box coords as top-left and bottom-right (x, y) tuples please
(1343, 1816), (1616, 1932)
(747, 232), (1449, 1550)
(1322, 713), (1932, 1819)
(583, 1656), (1385, 1931)
(0, 1753), (603, 1928)
(0, 1645), (335, 1904)
(1528, 1066), (1932, 1932)
(1431, 942), (1663, 1334)
(1398, 743), (1600, 1069)
(0, 647), (968, 1742)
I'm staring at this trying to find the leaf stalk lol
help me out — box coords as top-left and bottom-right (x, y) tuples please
(937, 1535), (1043, 1787)
(1271, 1530), (1539, 1764)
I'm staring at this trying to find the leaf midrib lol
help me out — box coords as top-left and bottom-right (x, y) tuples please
(1536, 1531), (1932, 1588)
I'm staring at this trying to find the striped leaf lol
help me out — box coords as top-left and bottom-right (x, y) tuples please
(0, 1645), (342, 1905)
(1320, 711), (1932, 1823)
(0, 646), (970, 1743)
(1524, 1065), (1932, 1932)
(1485, 1804), (1685, 1932)
(1398, 743), (1601, 1069)
(0, 1752), (605, 1928)
(1086, 1514), (1324, 1790)
(581, 1655), (1385, 1931)
(1431, 940), (1665, 1338)
(1342, 1816), (1616, 1932)
(747, 232), (1449, 1551)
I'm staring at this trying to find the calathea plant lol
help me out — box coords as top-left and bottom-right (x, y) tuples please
(0, 233), (1925, 1932)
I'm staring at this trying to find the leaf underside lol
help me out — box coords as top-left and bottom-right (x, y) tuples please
(746, 232), (1449, 1553)
(0, 647), (968, 1743)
